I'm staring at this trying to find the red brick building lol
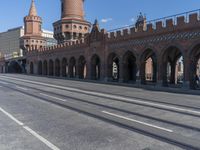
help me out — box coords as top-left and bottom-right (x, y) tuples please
(21, 0), (200, 89)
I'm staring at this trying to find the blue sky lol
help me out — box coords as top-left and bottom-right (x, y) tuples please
(0, 0), (199, 32)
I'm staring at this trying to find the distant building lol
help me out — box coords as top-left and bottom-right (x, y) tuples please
(0, 26), (56, 60)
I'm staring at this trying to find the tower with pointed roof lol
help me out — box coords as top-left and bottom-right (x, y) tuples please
(20, 0), (46, 51)
(53, 0), (91, 44)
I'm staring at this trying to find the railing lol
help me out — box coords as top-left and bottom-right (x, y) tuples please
(107, 8), (200, 33)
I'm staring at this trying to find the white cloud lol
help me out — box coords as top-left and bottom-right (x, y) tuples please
(101, 18), (113, 23)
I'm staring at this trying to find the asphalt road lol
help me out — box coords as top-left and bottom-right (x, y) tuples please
(0, 74), (200, 150)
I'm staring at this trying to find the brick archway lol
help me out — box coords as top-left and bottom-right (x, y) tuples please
(189, 44), (200, 89)
(161, 46), (183, 86)
(69, 57), (76, 78)
(107, 53), (120, 81)
(43, 60), (48, 75)
(55, 59), (61, 77)
(140, 49), (157, 84)
(61, 58), (68, 77)
(122, 51), (138, 83)
(78, 56), (87, 79)
(91, 54), (101, 80)
(49, 59), (54, 76)
(30, 62), (34, 74)
(38, 61), (42, 75)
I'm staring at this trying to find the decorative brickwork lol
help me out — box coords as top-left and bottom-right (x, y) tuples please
(24, 1), (200, 89)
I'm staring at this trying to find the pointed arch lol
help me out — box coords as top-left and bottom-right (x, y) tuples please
(107, 53), (120, 81)
(189, 44), (200, 89)
(43, 60), (48, 75)
(78, 56), (87, 79)
(161, 46), (184, 86)
(30, 61), (34, 74)
(62, 58), (68, 77)
(55, 59), (61, 77)
(140, 49), (157, 84)
(49, 59), (54, 76)
(91, 54), (101, 80)
(38, 61), (42, 75)
(69, 57), (76, 78)
(122, 51), (138, 83)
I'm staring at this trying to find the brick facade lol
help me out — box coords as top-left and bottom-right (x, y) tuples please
(23, 1), (200, 89)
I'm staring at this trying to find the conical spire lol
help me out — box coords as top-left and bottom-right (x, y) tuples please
(29, 0), (37, 16)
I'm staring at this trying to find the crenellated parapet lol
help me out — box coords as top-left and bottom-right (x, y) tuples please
(106, 12), (200, 43)
(26, 38), (88, 56)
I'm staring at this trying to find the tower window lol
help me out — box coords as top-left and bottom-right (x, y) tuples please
(73, 25), (77, 29)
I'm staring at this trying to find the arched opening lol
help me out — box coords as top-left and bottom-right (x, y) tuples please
(43, 60), (48, 75)
(55, 59), (60, 77)
(69, 57), (76, 78)
(49, 59), (54, 76)
(122, 51), (137, 83)
(91, 54), (101, 80)
(62, 58), (68, 77)
(140, 49), (157, 84)
(107, 53), (120, 81)
(30, 62), (34, 74)
(38, 61), (42, 75)
(7, 61), (23, 73)
(78, 56), (87, 79)
(189, 45), (200, 89)
(162, 46), (184, 87)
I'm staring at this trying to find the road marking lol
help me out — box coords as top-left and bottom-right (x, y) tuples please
(23, 126), (60, 150)
(0, 106), (60, 150)
(16, 86), (28, 91)
(0, 107), (24, 126)
(1, 76), (200, 116)
(40, 93), (66, 102)
(102, 111), (173, 133)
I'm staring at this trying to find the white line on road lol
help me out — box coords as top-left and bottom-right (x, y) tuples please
(40, 93), (66, 102)
(16, 86), (28, 91)
(0, 107), (24, 126)
(23, 126), (60, 150)
(0, 106), (60, 150)
(102, 111), (173, 133)
(1, 76), (200, 116)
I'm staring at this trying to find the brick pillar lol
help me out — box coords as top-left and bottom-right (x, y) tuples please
(75, 63), (79, 79)
(86, 61), (91, 80)
(140, 61), (146, 84)
(182, 57), (190, 89)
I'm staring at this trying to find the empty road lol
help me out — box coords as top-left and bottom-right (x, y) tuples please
(0, 74), (200, 150)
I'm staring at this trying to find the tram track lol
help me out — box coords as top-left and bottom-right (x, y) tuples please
(1, 75), (200, 111)
(1, 76), (200, 118)
(0, 80), (200, 149)
(1, 78), (200, 135)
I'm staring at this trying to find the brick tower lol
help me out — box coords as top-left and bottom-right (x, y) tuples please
(20, 0), (46, 51)
(53, 0), (91, 44)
